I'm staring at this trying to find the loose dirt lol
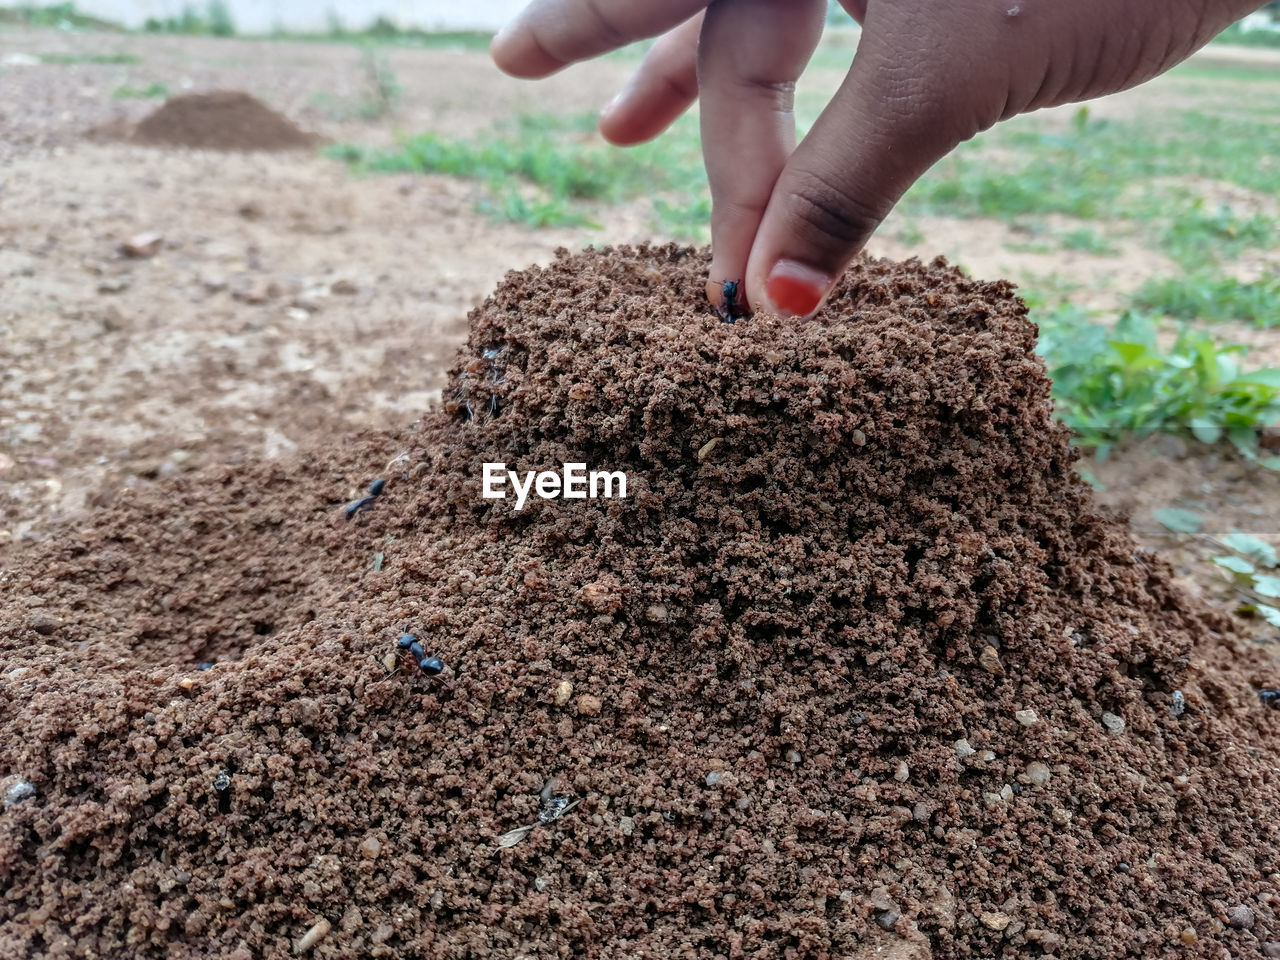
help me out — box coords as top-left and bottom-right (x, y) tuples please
(128, 91), (319, 151)
(2, 246), (1279, 959)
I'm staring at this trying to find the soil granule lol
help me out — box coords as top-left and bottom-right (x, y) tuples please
(128, 91), (319, 151)
(2, 245), (1280, 959)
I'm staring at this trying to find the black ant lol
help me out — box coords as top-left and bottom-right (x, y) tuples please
(378, 631), (445, 682)
(1261, 688), (1280, 709)
(344, 477), (387, 520)
(717, 279), (745, 324)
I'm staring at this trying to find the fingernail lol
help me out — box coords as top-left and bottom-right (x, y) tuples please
(764, 260), (831, 318)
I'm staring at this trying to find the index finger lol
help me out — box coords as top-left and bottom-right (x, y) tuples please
(492, 0), (709, 78)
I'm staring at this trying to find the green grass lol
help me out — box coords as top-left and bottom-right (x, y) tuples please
(314, 18), (492, 50)
(1059, 227), (1119, 255)
(1131, 273), (1280, 327)
(0, 3), (122, 29)
(1159, 202), (1276, 267)
(1212, 22), (1280, 48)
(330, 112), (706, 231)
(112, 81), (168, 99)
(39, 51), (139, 64)
(1034, 305), (1280, 461)
(901, 106), (1280, 222)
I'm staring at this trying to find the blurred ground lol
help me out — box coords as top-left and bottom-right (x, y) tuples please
(0, 24), (1278, 631)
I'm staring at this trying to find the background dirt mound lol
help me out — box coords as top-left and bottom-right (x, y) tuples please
(2, 246), (1279, 959)
(129, 91), (319, 151)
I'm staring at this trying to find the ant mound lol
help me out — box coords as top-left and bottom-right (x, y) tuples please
(128, 91), (319, 151)
(3, 245), (1280, 959)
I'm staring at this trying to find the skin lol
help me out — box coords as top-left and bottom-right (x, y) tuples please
(491, 0), (1267, 317)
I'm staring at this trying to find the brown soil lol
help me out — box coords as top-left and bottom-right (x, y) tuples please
(3, 246), (1279, 959)
(129, 91), (319, 151)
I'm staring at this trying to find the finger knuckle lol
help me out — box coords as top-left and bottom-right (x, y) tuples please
(783, 168), (884, 250)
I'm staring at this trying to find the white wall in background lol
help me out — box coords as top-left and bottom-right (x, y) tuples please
(27, 0), (526, 33)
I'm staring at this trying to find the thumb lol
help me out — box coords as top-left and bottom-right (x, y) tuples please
(744, 40), (981, 317)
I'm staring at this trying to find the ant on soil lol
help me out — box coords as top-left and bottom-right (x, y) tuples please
(1261, 688), (1280, 709)
(377, 631), (446, 683)
(344, 477), (388, 520)
(717, 279), (745, 324)
(495, 777), (582, 848)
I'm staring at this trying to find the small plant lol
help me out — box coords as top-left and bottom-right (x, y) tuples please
(1131, 272), (1280, 327)
(1210, 533), (1280, 627)
(356, 44), (401, 119)
(1035, 306), (1280, 462)
(113, 81), (169, 99)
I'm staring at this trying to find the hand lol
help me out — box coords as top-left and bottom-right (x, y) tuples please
(492, 0), (1263, 317)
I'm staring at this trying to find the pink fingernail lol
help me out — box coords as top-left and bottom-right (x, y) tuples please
(764, 260), (832, 317)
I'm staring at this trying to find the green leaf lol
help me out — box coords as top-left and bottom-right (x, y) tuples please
(1254, 575), (1280, 598)
(1214, 555), (1255, 574)
(1259, 456), (1280, 471)
(1221, 533), (1279, 568)
(1230, 369), (1280, 388)
(1189, 417), (1221, 444)
(1257, 604), (1280, 628)
(1154, 507), (1203, 534)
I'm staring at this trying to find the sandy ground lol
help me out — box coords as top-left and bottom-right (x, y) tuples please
(0, 25), (1277, 632)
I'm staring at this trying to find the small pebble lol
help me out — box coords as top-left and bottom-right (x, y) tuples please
(999, 784), (1014, 801)
(978, 645), (1005, 676)
(1170, 690), (1186, 717)
(1261, 941), (1280, 958)
(554, 680), (573, 707)
(705, 771), (722, 787)
(577, 694), (602, 716)
(954, 739), (975, 758)
(358, 837), (382, 860)
(1180, 928), (1198, 946)
(980, 911), (1011, 931)
(894, 761), (909, 782)
(1014, 709), (1039, 726)
(3, 779), (36, 808)
(874, 910), (899, 930)
(1227, 904), (1255, 929)
(1101, 712), (1126, 734)
(786, 749), (803, 764)
(644, 604), (669, 623)
(1025, 761), (1052, 785)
